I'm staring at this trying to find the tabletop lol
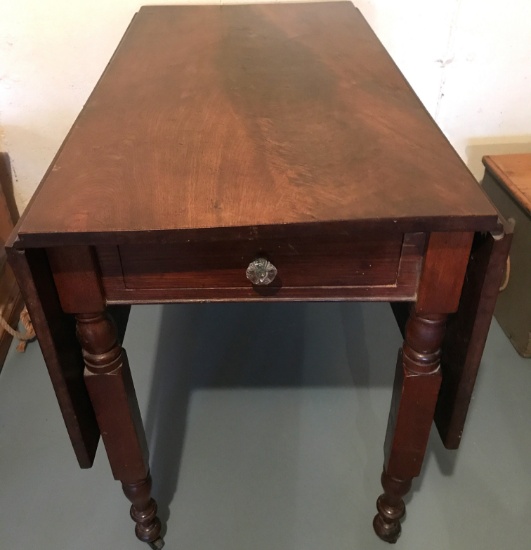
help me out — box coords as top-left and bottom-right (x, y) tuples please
(14, 1), (498, 248)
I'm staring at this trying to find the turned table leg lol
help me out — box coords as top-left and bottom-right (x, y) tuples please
(373, 308), (445, 543)
(373, 231), (473, 542)
(46, 246), (165, 547)
(76, 311), (164, 549)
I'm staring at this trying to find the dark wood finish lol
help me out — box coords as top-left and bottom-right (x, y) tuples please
(119, 232), (402, 290)
(384, 313), (446, 475)
(76, 311), (163, 548)
(374, 226), (474, 542)
(47, 246), (105, 313)
(13, 2), (497, 247)
(391, 223), (513, 449)
(373, 471), (412, 544)
(0, 153), (19, 232)
(122, 474), (163, 548)
(5, 247), (99, 467)
(97, 232), (425, 303)
(5, 3), (504, 547)
(436, 223), (514, 447)
(416, 232), (474, 313)
(374, 309), (445, 542)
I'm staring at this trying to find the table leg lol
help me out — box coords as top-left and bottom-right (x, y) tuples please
(76, 311), (164, 549)
(373, 308), (445, 543)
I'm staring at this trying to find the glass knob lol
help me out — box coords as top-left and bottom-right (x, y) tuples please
(246, 258), (277, 286)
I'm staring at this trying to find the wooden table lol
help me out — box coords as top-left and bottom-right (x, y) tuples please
(7, 3), (511, 547)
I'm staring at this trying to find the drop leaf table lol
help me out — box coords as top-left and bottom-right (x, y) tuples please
(7, 3), (511, 547)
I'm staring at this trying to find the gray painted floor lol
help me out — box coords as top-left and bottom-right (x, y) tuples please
(1, 302), (529, 549)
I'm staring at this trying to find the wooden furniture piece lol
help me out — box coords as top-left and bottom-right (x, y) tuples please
(6, 3), (511, 547)
(0, 153), (24, 370)
(482, 154), (530, 357)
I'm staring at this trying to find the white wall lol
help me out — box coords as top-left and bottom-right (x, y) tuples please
(1, 0), (531, 211)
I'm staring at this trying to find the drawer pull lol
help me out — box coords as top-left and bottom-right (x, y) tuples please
(246, 258), (277, 286)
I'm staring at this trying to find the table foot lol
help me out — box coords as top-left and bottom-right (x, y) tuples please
(148, 537), (165, 550)
(373, 472), (411, 543)
(123, 474), (162, 547)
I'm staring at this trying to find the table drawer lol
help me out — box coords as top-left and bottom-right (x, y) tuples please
(117, 233), (403, 291)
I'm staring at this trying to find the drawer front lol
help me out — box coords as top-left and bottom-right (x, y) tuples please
(118, 233), (403, 291)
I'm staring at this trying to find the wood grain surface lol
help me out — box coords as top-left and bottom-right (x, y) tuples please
(14, 1), (497, 248)
(118, 232), (402, 289)
(482, 154), (531, 216)
(436, 224), (513, 448)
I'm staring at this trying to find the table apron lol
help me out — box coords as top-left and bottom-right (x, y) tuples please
(92, 232), (425, 304)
